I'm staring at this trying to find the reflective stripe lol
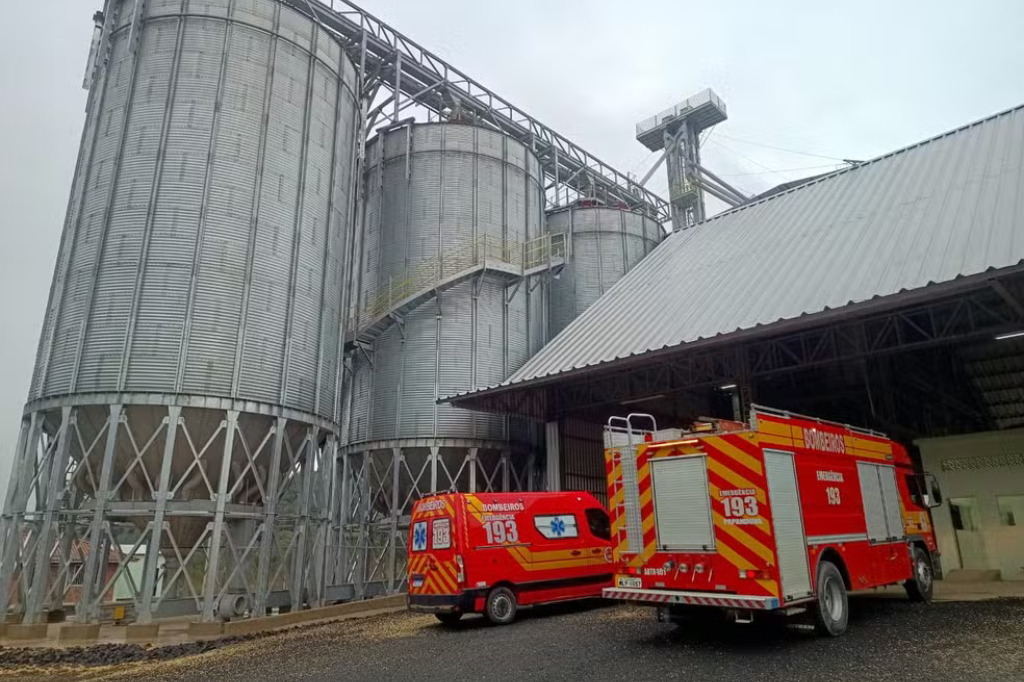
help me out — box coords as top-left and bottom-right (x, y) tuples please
(603, 587), (780, 610)
(806, 533), (868, 545)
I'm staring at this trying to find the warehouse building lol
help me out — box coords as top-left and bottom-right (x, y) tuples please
(450, 104), (1024, 581)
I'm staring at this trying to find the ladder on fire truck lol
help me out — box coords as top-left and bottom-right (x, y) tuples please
(605, 415), (688, 556)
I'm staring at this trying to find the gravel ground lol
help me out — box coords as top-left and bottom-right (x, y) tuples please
(2, 596), (1022, 682)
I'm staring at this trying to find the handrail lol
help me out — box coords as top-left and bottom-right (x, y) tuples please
(354, 233), (566, 332)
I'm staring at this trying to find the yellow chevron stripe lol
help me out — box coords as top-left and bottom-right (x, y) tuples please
(706, 436), (763, 476)
(639, 486), (652, 510)
(715, 541), (780, 598)
(706, 459), (767, 505)
(712, 510), (775, 564)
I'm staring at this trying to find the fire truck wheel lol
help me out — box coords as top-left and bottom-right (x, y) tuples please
(813, 560), (849, 637)
(485, 586), (517, 625)
(904, 546), (934, 602)
(434, 612), (463, 626)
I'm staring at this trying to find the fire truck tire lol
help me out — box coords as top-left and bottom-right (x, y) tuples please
(485, 587), (517, 625)
(813, 560), (849, 637)
(904, 546), (934, 602)
(435, 612), (463, 626)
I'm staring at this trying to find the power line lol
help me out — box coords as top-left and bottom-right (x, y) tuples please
(714, 133), (847, 162)
(709, 139), (781, 178)
(719, 163), (841, 177)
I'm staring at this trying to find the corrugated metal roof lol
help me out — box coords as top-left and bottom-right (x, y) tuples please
(464, 103), (1024, 396)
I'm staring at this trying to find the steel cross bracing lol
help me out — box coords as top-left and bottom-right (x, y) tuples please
(285, 0), (669, 221)
(460, 272), (1024, 422)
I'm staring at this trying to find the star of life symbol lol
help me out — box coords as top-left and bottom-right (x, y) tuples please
(550, 517), (566, 536)
(413, 522), (428, 551)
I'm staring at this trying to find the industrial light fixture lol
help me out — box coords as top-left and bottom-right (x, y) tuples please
(622, 394), (665, 405)
(719, 383), (737, 390)
(995, 331), (1024, 341)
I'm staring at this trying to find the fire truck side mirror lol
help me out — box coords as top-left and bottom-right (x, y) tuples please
(924, 473), (943, 508)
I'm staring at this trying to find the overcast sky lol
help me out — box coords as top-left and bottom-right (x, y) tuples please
(1, 0), (1022, 496)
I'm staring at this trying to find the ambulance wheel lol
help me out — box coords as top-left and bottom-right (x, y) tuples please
(434, 612), (463, 626)
(485, 587), (517, 625)
(904, 546), (934, 603)
(813, 560), (849, 637)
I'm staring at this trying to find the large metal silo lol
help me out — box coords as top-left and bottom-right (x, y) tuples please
(340, 122), (551, 591)
(545, 203), (665, 339)
(0, 0), (360, 624)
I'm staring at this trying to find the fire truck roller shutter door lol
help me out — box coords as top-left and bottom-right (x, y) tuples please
(878, 467), (906, 541)
(858, 462), (890, 542)
(858, 463), (906, 542)
(650, 456), (716, 551)
(764, 450), (813, 601)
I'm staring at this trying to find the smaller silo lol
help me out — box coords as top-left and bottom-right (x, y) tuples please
(545, 201), (665, 339)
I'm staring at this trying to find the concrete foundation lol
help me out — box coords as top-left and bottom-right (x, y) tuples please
(187, 621), (225, 637)
(125, 622), (161, 643)
(57, 623), (101, 644)
(5, 623), (49, 640)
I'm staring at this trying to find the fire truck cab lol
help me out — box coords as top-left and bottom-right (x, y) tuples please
(407, 492), (614, 625)
(603, 405), (943, 636)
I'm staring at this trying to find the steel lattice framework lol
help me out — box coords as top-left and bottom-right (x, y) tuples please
(450, 271), (1024, 426)
(286, 0), (670, 220)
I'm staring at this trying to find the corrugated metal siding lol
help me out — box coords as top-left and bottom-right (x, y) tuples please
(546, 206), (664, 340)
(560, 417), (607, 503)
(32, 0), (358, 421)
(497, 105), (1024, 390)
(348, 124), (543, 444)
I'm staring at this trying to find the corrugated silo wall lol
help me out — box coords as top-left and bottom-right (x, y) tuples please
(30, 0), (358, 422)
(545, 205), (664, 340)
(6, 0), (360, 621)
(347, 123), (544, 479)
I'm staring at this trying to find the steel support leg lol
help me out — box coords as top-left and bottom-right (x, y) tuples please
(76, 405), (122, 621)
(25, 407), (74, 624)
(387, 447), (400, 593)
(201, 410), (238, 622)
(0, 413), (40, 618)
(334, 449), (351, 591)
(468, 448), (478, 493)
(137, 405), (180, 624)
(290, 428), (317, 611)
(253, 417), (285, 617)
(429, 446), (439, 493)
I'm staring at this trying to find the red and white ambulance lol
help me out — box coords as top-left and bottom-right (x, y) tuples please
(603, 405), (943, 636)
(407, 492), (614, 625)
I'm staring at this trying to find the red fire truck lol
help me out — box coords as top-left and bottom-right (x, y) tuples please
(602, 405), (943, 636)
(407, 492), (614, 625)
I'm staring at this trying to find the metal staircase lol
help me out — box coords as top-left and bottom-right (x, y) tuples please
(350, 233), (566, 347)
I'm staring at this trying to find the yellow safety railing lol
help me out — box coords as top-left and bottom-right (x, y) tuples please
(356, 233), (566, 330)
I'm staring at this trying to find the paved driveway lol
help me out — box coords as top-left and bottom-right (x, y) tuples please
(9, 596), (1024, 682)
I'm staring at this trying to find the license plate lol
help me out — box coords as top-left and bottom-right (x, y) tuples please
(616, 576), (642, 589)
(412, 575), (424, 588)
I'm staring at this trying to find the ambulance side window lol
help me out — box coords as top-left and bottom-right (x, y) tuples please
(534, 514), (579, 539)
(585, 508), (611, 541)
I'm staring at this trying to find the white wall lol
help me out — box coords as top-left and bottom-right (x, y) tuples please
(917, 429), (1024, 581)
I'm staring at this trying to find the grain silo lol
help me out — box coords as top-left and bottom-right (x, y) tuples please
(0, 0), (359, 624)
(340, 122), (549, 590)
(542, 202), (664, 501)
(545, 201), (665, 339)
